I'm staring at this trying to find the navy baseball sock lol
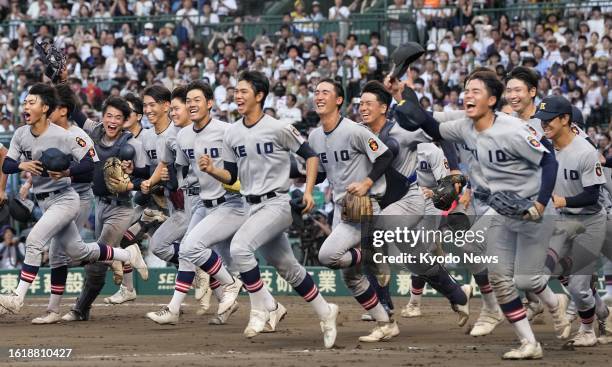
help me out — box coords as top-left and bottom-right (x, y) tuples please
(473, 270), (497, 310)
(500, 297), (527, 323)
(410, 274), (426, 304)
(294, 274), (330, 318)
(241, 266), (276, 311)
(425, 266), (467, 305)
(168, 271), (196, 313)
(200, 250), (233, 284)
(578, 306), (596, 331)
(48, 265), (68, 313)
(366, 273), (393, 311)
(15, 263), (40, 297)
(355, 285), (379, 311)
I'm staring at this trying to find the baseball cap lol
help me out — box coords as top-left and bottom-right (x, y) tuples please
(144, 23), (154, 30)
(389, 42), (425, 79)
(533, 96), (572, 122)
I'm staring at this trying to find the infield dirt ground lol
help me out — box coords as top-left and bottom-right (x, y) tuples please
(0, 296), (610, 366)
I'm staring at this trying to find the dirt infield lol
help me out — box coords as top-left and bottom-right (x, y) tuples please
(0, 295), (610, 366)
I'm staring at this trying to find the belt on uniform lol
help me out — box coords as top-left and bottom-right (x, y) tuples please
(245, 191), (277, 204)
(203, 195), (226, 208)
(96, 196), (132, 207)
(184, 186), (200, 196)
(35, 188), (69, 201)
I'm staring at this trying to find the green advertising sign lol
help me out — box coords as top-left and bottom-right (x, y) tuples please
(0, 267), (585, 297)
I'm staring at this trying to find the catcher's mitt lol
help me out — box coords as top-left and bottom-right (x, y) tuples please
(341, 193), (373, 223)
(488, 191), (541, 221)
(34, 40), (67, 83)
(432, 174), (467, 210)
(103, 157), (131, 194)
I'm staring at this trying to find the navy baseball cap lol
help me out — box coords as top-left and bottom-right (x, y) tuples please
(533, 95), (572, 122)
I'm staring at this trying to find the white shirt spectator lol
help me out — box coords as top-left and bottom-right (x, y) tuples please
(143, 47), (165, 66)
(277, 104), (302, 125)
(27, 0), (52, 19)
(107, 60), (138, 80)
(135, 0), (154, 16)
(212, 0), (237, 16)
(214, 85), (227, 107)
(70, 1), (90, 17)
(328, 5), (350, 20)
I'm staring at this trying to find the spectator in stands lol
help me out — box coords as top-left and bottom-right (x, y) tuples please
(329, 0), (350, 42)
(0, 226), (25, 270)
(278, 93), (302, 124)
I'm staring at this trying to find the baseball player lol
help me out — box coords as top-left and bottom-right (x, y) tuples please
(138, 86), (194, 271)
(201, 71), (338, 348)
(146, 81), (243, 325)
(533, 96), (607, 347)
(356, 81), (474, 329)
(395, 69), (570, 359)
(29, 84), (99, 324)
(0, 84), (146, 317)
(308, 78), (399, 342)
(61, 96), (150, 322)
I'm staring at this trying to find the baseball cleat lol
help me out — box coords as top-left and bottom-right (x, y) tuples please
(571, 329), (597, 347)
(126, 244), (148, 280)
(244, 309), (270, 338)
(32, 311), (62, 324)
(61, 309), (89, 322)
(470, 308), (504, 337)
(218, 277), (243, 315)
(358, 320), (400, 342)
(209, 301), (239, 325)
(501, 339), (543, 360)
(263, 302), (287, 332)
(194, 268), (210, 301)
(551, 294), (571, 339)
(104, 285), (136, 304)
(196, 286), (213, 316)
(111, 261), (124, 285)
(146, 306), (179, 325)
(526, 300), (545, 324)
(451, 285), (472, 327)
(0, 291), (23, 314)
(400, 302), (422, 318)
(320, 303), (339, 349)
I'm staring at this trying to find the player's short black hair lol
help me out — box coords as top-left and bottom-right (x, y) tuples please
(102, 96), (131, 120)
(361, 80), (392, 109)
(143, 85), (171, 103)
(505, 66), (539, 93)
(54, 83), (76, 117)
(28, 83), (57, 117)
(125, 93), (143, 115)
(238, 71), (269, 108)
(186, 80), (214, 102)
(466, 68), (504, 110)
(171, 85), (187, 103)
(317, 78), (345, 108)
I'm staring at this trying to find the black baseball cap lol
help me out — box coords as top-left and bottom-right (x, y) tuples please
(533, 95), (572, 122)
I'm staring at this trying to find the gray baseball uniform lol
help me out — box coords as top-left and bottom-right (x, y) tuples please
(548, 136), (606, 313)
(148, 122), (189, 264)
(439, 112), (554, 305)
(7, 123), (104, 267)
(224, 114), (310, 290)
(179, 119), (247, 273)
(308, 117), (388, 297)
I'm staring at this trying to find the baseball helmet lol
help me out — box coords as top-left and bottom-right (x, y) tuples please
(389, 42), (425, 79)
(40, 148), (71, 172)
(118, 144), (136, 161)
(9, 196), (34, 222)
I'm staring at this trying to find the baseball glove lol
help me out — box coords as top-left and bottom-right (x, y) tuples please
(103, 157), (130, 194)
(488, 191), (541, 221)
(341, 193), (373, 223)
(34, 39), (67, 83)
(432, 174), (467, 210)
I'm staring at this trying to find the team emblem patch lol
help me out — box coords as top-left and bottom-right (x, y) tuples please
(596, 163), (603, 177)
(444, 159), (449, 169)
(368, 138), (379, 152)
(527, 126), (538, 136)
(570, 124), (579, 136)
(76, 137), (87, 147)
(527, 135), (541, 148)
(88, 147), (96, 157)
